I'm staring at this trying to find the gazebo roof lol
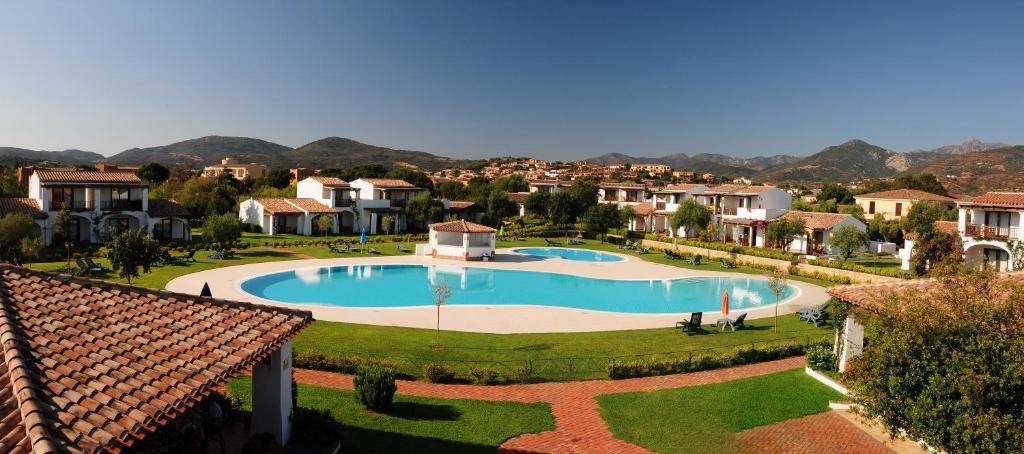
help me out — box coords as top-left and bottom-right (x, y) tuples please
(827, 272), (1024, 313)
(429, 220), (496, 233)
(0, 266), (312, 453)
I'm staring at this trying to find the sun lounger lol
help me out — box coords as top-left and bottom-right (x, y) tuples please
(688, 255), (702, 266)
(545, 238), (561, 247)
(84, 257), (108, 272)
(180, 249), (198, 262)
(721, 313), (747, 331)
(797, 303), (828, 322)
(720, 258), (737, 269)
(675, 312), (704, 334)
(397, 244), (410, 253)
(638, 246), (651, 254)
(368, 246), (380, 254)
(77, 258), (103, 275)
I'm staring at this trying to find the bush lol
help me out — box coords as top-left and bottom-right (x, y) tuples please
(642, 233), (796, 261)
(788, 265), (854, 284)
(505, 365), (533, 384)
(353, 364), (397, 411)
(290, 407), (342, 445)
(242, 432), (278, 454)
(422, 363), (456, 383)
(806, 346), (837, 372)
(806, 259), (914, 279)
(468, 365), (499, 385)
(607, 340), (826, 379)
(292, 350), (394, 375)
(294, 350), (332, 371)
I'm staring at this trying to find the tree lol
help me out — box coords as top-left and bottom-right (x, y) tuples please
(829, 224), (870, 260)
(0, 213), (41, 265)
(19, 237), (42, 266)
(669, 199), (711, 239)
(548, 192), (578, 226)
(848, 269), (1024, 453)
(174, 176), (239, 218)
(264, 169), (292, 189)
(484, 190), (518, 225)
(53, 206), (73, 272)
(491, 174), (529, 193)
(766, 217), (806, 250)
(434, 180), (468, 200)
(582, 204), (625, 243)
(386, 168), (433, 192)
(840, 203), (866, 223)
(405, 192), (444, 229)
(767, 272), (788, 333)
(432, 283), (451, 349)
(523, 191), (551, 217)
(317, 215), (334, 237)
(105, 228), (161, 285)
(203, 213), (242, 247)
(380, 214), (395, 236)
(868, 213), (900, 243)
(902, 201), (944, 236)
(910, 231), (963, 275)
(818, 183), (854, 205)
(137, 162), (170, 184)
(567, 178), (599, 218)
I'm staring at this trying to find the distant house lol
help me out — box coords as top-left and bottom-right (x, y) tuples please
(630, 184), (708, 236)
(528, 179), (571, 194)
(239, 198), (337, 235)
(294, 176), (426, 234)
(782, 211), (867, 255)
(444, 200), (485, 223)
(695, 184), (792, 247)
(955, 192), (1023, 271)
(202, 157), (270, 179)
(507, 192), (530, 216)
(598, 182), (646, 206)
(854, 189), (955, 220)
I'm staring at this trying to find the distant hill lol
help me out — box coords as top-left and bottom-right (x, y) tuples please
(0, 147), (105, 166)
(107, 135), (473, 170)
(760, 139), (897, 182)
(886, 138), (1010, 171)
(911, 145), (1024, 195)
(583, 152), (801, 177)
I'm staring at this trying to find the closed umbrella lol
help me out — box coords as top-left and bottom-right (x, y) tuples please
(200, 282), (212, 297)
(359, 227), (367, 245)
(499, 225), (505, 236)
(722, 291), (730, 316)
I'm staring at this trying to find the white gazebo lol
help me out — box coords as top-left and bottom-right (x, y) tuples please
(427, 220), (496, 261)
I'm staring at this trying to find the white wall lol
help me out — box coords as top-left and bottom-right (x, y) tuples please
(239, 199), (266, 231)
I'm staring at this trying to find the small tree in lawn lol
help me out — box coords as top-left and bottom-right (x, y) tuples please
(317, 215), (334, 237)
(582, 203), (624, 243)
(0, 213), (41, 266)
(203, 213), (242, 249)
(19, 237), (42, 266)
(381, 214), (395, 236)
(53, 206), (73, 272)
(829, 224), (870, 261)
(432, 283), (451, 349)
(106, 228), (162, 285)
(767, 272), (788, 333)
(670, 199), (711, 240)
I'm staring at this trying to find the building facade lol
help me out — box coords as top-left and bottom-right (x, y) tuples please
(202, 157), (270, 179)
(854, 189), (956, 220)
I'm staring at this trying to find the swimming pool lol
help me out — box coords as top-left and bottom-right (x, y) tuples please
(240, 265), (794, 314)
(513, 247), (624, 262)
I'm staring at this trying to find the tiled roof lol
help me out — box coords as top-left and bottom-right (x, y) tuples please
(146, 199), (191, 218)
(359, 178), (417, 189)
(507, 192), (529, 203)
(254, 198), (334, 214)
(631, 202), (655, 216)
(828, 271), (1024, 312)
(656, 184), (702, 193)
(854, 189), (955, 202)
(0, 198), (45, 219)
(429, 220), (496, 233)
(904, 220), (959, 240)
(0, 266), (313, 453)
(446, 201), (478, 210)
(959, 192), (1024, 207)
(34, 170), (142, 185)
(528, 179), (571, 186)
(704, 184), (776, 195)
(599, 182), (645, 190)
(782, 211), (859, 230)
(307, 176), (349, 187)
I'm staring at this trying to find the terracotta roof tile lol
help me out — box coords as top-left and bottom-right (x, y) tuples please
(854, 189), (954, 202)
(960, 192), (1024, 207)
(0, 266), (312, 453)
(306, 176), (349, 187)
(828, 271), (1024, 312)
(704, 184), (776, 195)
(34, 171), (142, 185)
(283, 199), (336, 214)
(0, 199), (46, 219)
(429, 220), (496, 233)
(446, 201), (477, 210)
(631, 202), (655, 216)
(783, 211), (859, 230)
(358, 179), (417, 188)
(145, 199), (190, 218)
(254, 198), (334, 214)
(599, 182), (645, 190)
(507, 192), (529, 203)
(528, 179), (571, 186)
(656, 184), (702, 193)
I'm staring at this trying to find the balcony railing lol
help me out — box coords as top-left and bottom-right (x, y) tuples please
(965, 224), (1020, 239)
(389, 199), (406, 208)
(334, 199), (353, 208)
(100, 200), (143, 211)
(50, 200), (93, 211)
(721, 207), (738, 216)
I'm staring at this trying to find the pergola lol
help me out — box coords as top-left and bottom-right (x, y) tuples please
(427, 220), (496, 261)
(0, 266), (312, 452)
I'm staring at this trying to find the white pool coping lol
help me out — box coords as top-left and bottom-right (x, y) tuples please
(165, 247), (830, 334)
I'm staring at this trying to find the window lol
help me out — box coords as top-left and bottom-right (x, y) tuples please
(868, 201), (875, 214)
(108, 218), (130, 235)
(895, 203), (902, 217)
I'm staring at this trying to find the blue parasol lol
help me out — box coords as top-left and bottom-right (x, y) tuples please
(359, 227), (367, 245)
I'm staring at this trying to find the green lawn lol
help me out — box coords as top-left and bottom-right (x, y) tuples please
(295, 314), (832, 381)
(227, 376), (554, 453)
(596, 368), (845, 453)
(846, 256), (902, 269)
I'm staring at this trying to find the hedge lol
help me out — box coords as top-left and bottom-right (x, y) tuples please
(806, 259), (914, 279)
(641, 233), (797, 262)
(787, 265), (853, 284)
(607, 339), (829, 379)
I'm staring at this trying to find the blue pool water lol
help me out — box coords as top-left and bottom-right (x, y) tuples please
(513, 247), (624, 262)
(241, 265), (793, 314)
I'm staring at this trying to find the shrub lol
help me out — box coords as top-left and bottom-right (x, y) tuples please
(242, 432), (278, 454)
(468, 365), (499, 385)
(806, 259), (914, 279)
(505, 365), (533, 384)
(607, 340), (828, 379)
(422, 363), (456, 383)
(294, 350), (331, 370)
(806, 346), (837, 372)
(353, 364), (397, 411)
(290, 407), (342, 445)
(643, 233), (796, 261)
(788, 265), (854, 284)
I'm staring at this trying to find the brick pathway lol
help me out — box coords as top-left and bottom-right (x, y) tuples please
(735, 411), (894, 453)
(295, 357), (833, 453)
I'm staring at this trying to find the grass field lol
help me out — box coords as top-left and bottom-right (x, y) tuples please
(294, 314), (832, 381)
(227, 376), (554, 453)
(596, 368), (845, 453)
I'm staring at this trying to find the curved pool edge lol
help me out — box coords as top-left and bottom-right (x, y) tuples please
(510, 247), (629, 262)
(166, 253), (827, 334)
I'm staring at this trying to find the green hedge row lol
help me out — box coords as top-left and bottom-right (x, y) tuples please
(642, 233), (797, 262)
(607, 340), (828, 379)
(806, 259), (914, 279)
(787, 265), (853, 284)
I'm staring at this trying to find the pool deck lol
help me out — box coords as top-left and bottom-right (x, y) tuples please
(165, 248), (830, 333)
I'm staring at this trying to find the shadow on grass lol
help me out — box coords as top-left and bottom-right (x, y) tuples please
(339, 425), (510, 454)
(388, 402), (462, 421)
(512, 343), (555, 352)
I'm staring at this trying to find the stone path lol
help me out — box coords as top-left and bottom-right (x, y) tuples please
(295, 356), (875, 453)
(735, 411), (895, 453)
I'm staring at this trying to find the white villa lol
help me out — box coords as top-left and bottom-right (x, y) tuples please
(0, 169), (192, 245)
(695, 185), (792, 247)
(239, 198), (338, 235)
(598, 182), (645, 206)
(782, 211), (867, 255)
(629, 184), (709, 236)
(528, 179), (571, 194)
(286, 176), (425, 235)
(425, 219), (496, 261)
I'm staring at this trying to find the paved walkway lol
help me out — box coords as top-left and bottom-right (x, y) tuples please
(736, 411), (894, 453)
(295, 357), (831, 453)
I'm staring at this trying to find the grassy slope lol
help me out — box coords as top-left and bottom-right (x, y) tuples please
(596, 369), (845, 453)
(227, 376), (554, 453)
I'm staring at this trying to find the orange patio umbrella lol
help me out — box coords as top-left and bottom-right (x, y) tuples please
(722, 291), (730, 316)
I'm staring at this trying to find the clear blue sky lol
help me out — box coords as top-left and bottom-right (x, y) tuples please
(2, 0), (1022, 160)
